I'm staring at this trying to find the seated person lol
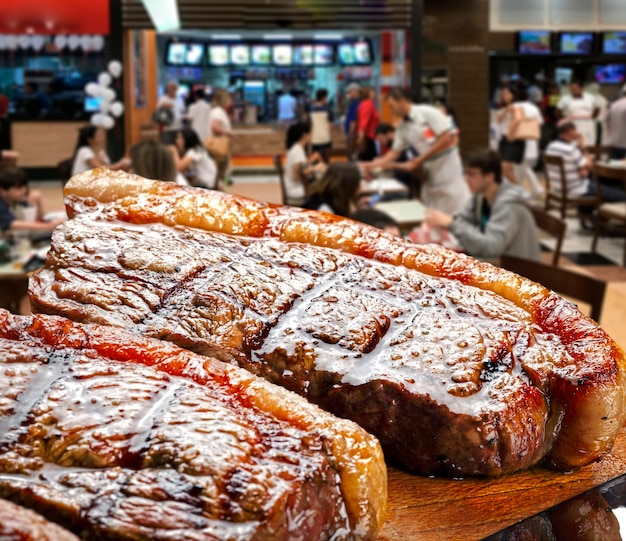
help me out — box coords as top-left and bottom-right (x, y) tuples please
(351, 208), (401, 237)
(374, 123), (418, 188)
(71, 125), (130, 177)
(546, 121), (626, 229)
(304, 162), (362, 217)
(425, 149), (540, 261)
(0, 167), (65, 236)
(284, 121), (326, 204)
(130, 140), (188, 186)
(175, 128), (217, 189)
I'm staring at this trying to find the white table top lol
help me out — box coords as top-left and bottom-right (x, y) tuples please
(374, 199), (426, 227)
(361, 177), (410, 195)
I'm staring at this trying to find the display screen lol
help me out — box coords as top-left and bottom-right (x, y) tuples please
(208, 44), (229, 66)
(251, 44), (271, 65)
(314, 44), (334, 66)
(338, 43), (355, 65)
(353, 40), (372, 64)
(603, 32), (626, 54)
(272, 44), (293, 66)
(84, 96), (102, 113)
(518, 30), (551, 54)
(166, 42), (187, 66)
(185, 44), (204, 66)
(594, 64), (625, 84)
(294, 44), (314, 65)
(559, 32), (594, 54)
(230, 45), (250, 66)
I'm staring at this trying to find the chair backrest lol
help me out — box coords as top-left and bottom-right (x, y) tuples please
(527, 206), (566, 266)
(593, 163), (626, 190)
(500, 255), (607, 322)
(542, 153), (567, 194)
(273, 154), (287, 205)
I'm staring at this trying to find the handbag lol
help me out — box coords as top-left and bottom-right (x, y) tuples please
(204, 134), (230, 162)
(508, 105), (540, 141)
(152, 106), (174, 127)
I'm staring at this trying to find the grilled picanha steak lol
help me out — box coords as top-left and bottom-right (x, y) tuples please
(30, 169), (626, 476)
(0, 498), (79, 540)
(0, 310), (386, 540)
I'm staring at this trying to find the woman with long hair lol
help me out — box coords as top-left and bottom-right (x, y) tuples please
(175, 127), (217, 189)
(70, 125), (129, 177)
(130, 140), (189, 185)
(284, 121), (325, 204)
(304, 161), (362, 217)
(207, 88), (234, 187)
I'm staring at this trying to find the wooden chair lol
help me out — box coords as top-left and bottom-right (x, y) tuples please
(585, 145), (612, 163)
(542, 153), (602, 219)
(528, 206), (566, 266)
(591, 163), (626, 267)
(500, 255), (606, 322)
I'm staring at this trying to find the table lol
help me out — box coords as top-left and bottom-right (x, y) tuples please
(374, 199), (425, 230)
(0, 261), (29, 314)
(361, 178), (410, 197)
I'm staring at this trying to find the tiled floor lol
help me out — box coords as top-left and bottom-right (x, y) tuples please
(32, 173), (626, 349)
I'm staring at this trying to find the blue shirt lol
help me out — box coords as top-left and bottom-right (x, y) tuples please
(0, 196), (16, 231)
(345, 98), (359, 135)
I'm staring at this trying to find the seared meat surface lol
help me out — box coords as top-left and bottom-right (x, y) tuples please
(30, 170), (626, 476)
(0, 498), (79, 540)
(0, 310), (386, 540)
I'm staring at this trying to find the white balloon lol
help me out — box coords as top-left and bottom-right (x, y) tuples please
(109, 101), (124, 117)
(91, 35), (104, 51)
(18, 35), (30, 50)
(54, 35), (67, 50)
(101, 115), (115, 129)
(98, 72), (112, 88)
(84, 82), (99, 96)
(68, 35), (80, 50)
(31, 35), (46, 51)
(6, 35), (18, 51)
(101, 87), (116, 103)
(99, 100), (111, 114)
(90, 113), (105, 127)
(107, 60), (123, 78)
(80, 35), (91, 51)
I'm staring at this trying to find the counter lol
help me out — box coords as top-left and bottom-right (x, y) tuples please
(11, 121), (85, 168)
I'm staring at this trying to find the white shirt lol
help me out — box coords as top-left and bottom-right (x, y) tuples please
(557, 92), (598, 146)
(71, 146), (109, 177)
(393, 104), (453, 157)
(278, 93), (297, 121)
(187, 100), (212, 143)
(184, 147), (217, 189)
(285, 143), (307, 201)
(157, 94), (185, 130)
(608, 96), (626, 148)
(207, 106), (232, 137)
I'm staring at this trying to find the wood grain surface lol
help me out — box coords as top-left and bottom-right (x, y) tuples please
(378, 427), (626, 541)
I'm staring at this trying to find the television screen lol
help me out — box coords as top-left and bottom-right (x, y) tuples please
(272, 44), (293, 66)
(230, 45), (250, 66)
(208, 44), (229, 66)
(294, 44), (314, 65)
(185, 44), (204, 66)
(166, 42), (187, 65)
(353, 40), (373, 64)
(594, 64), (625, 84)
(603, 32), (626, 54)
(559, 32), (594, 54)
(338, 43), (355, 65)
(314, 44), (334, 66)
(84, 96), (102, 113)
(518, 30), (551, 54)
(251, 44), (271, 65)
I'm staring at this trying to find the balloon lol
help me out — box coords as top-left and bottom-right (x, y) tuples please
(5, 35), (18, 51)
(99, 100), (111, 114)
(90, 113), (105, 127)
(31, 35), (46, 51)
(101, 115), (115, 130)
(109, 101), (124, 117)
(107, 60), (123, 78)
(98, 72), (112, 87)
(85, 82), (101, 97)
(17, 35), (30, 49)
(101, 87), (116, 103)
(68, 35), (80, 50)
(80, 35), (91, 51)
(54, 35), (67, 50)
(91, 35), (104, 51)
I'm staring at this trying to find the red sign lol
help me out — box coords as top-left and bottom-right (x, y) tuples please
(0, 0), (110, 35)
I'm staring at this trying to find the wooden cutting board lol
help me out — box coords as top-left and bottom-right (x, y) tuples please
(378, 427), (626, 541)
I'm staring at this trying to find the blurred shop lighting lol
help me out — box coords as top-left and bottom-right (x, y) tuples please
(141, 0), (180, 32)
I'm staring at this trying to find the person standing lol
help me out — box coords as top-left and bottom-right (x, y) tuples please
(156, 81), (186, 131)
(187, 87), (211, 143)
(607, 84), (626, 160)
(207, 88), (234, 188)
(366, 87), (470, 216)
(344, 83), (360, 160)
(277, 89), (297, 124)
(556, 79), (599, 148)
(356, 85), (380, 161)
(307, 88), (333, 163)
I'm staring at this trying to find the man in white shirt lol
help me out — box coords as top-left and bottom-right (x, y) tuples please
(607, 84), (626, 159)
(365, 87), (470, 216)
(187, 87), (211, 143)
(556, 80), (599, 148)
(156, 81), (186, 131)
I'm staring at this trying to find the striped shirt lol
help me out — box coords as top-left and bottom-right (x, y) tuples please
(545, 138), (589, 197)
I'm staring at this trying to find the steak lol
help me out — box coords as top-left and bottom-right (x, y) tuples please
(30, 169), (626, 477)
(0, 498), (79, 540)
(0, 310), (386, 540)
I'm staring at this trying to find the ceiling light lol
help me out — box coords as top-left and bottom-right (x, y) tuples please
(263, 34), (293, 41)
(211, 34), (242, 40)
(141, 0), (180, 33)
(313, 33), (344, 40)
